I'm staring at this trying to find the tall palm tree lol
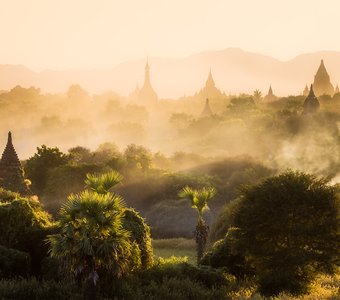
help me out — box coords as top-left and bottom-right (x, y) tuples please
(179, 186), (216, 264)
(48, 190), (131, 300)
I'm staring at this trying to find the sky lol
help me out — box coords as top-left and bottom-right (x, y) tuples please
(0, 0), (339, 71)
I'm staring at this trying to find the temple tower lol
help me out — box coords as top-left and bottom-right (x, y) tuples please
(200, 98), (213, 117)
(303, 84), (320, 114)
(303, 84), (309, 96)
(0, 132), (29, 194)
(196, 69), (225, 99)
(313, 60), (334, 96)
(264, 85), (277, 102)
(137, 58), (158, 104)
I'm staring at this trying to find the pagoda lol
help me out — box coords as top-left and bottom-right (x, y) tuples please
(302, 85), (309, 96)
(195, 69), (225, 99)
(263, 85), (277, 102)
(313, 60), (334, 96)
(137, 58), (158, 104)
(303, 85), (320, 114)
(200, 98), (213, 118)
(0, 132), (29, 194)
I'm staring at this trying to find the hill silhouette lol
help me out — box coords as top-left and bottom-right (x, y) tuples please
(1, 48), (340, 98)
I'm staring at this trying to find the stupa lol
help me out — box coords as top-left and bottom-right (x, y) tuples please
(313, 60), (334, 96)
(263, 85), (277, 102)
(196, 69), (225, 99)
(0, 132), (29, 194)
(137, 58), (158, 104)
(303, 85), (320, 114)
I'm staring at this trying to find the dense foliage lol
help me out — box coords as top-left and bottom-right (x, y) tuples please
(0, 195), (53, 275)
(207, 171), (340, 296)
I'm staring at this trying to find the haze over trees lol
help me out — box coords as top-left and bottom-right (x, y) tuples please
(0, 55), (339, 299)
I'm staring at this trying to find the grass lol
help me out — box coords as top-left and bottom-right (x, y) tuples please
(152, 238), (196, 265)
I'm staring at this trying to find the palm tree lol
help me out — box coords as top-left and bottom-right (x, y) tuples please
(253, 89), (262, 103)
(85, 171), (123, 195)
(179, 186), (216, 264)
(48, 189), (131, 300)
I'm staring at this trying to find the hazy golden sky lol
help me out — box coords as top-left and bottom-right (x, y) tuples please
(0, 0), (339, 70)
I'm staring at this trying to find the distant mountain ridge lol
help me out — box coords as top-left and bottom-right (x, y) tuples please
(1, 48), (340, 98)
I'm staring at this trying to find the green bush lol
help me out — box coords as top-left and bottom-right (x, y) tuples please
(0, 246), (30, 278)
(122, 208), (153, 269)
(0, 197), (54, 275)
(233, 171), (340, 296)
(111, 257), (232, 300)
(137, 257), (232, 289)
(201, 228), (253, 278)
(208, 198), (241, 244)
(0, 278), (80, 300)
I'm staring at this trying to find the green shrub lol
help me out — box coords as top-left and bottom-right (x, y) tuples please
(233, 171), (340, 296)
(0, 197), (54, 275)
(122, 208), (153, 269)
(0, 246), (30, 278)
(138, 257), (233, 289)
(208, 198), (241, 244)
(201, 228), (253, 278)
(105, 257), (234, 299)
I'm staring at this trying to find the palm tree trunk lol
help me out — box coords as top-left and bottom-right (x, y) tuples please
(83, 256), (97, 300)
(195, 219), (209, 264)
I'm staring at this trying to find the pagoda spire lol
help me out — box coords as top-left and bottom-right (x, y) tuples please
(1, 131), (21, 168)
(313, 59), (334, 96)
(206, 68), (216, 89)
(144, 57), (150, 86)
(303, 84), (309, 96)
(137, 57), (158, 103)
(264, 84), (277, 102)
(268, 85), (273, 96)
(303, 84), (320, 114)
(0, 131), (29, 194)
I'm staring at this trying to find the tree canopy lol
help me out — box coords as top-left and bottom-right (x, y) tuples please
(232, 171), (340, 296)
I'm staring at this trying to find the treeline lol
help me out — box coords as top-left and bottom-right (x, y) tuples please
(23, 144), (273, 238)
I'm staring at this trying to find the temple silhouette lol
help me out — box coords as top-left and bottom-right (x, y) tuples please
(263, 85), (277, 102)
(195, 69), (225, 99)
(200, 98), (213, 117)
(313, 60), (334, 96)
(303, 84), (320, 114)
(302, 84), (309, 96)
(136, 58), (158, 104)
(0, 132), (29, 194)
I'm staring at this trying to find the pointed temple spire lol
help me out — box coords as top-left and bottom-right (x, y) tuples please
(205, 68), (215, 89)
(196, 69), (225, 99)
(137, 57), (158, 103)
(200, 98), (213, 117)
(303, 84), (309, 96)
(313, 59), (334, 96)
(264, 84), (277, 102)
(0, 131), (29, 194)
(335, 84), (339, 94)
(303, 84), (320, 114)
